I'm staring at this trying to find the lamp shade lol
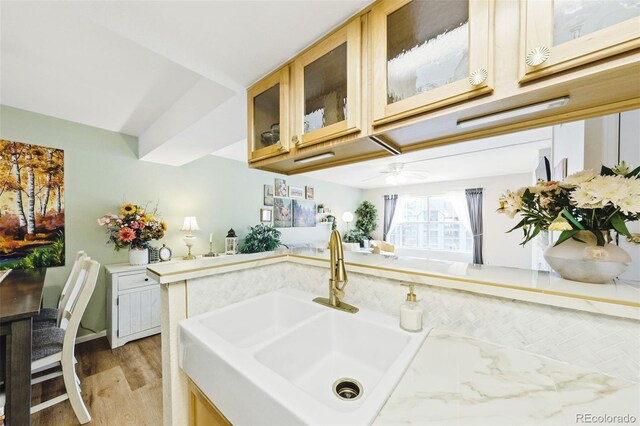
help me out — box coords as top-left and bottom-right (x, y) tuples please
(342, 211), (354, 223)
(181, 216), (200, 232)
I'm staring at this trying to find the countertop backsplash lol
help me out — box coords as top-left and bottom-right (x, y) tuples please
(187, 261), (639, 382)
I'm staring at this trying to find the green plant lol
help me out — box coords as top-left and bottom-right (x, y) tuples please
(240, 224), (282, 254)
(343, 229), (365, 244)
(355, 201), (378, 238)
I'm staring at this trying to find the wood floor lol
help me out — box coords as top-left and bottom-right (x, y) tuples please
(31, 335), (162, 426)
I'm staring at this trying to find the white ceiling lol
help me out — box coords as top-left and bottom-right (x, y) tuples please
(212, 127), (553, 188)
(0, 0), (369, 166)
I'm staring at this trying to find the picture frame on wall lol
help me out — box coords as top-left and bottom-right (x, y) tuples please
(273, 198), (292, 228)
(0, 140), (66, 269)
(293, 199), (317, 227)
(288, 186), (304, 198)
(275, 178), (287, 197)
(263, 184), (274, 206)
(260, 208), (273, 223)
(305, 186), (314, 200)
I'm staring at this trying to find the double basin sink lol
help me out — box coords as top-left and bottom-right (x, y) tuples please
(179, 288), (429, 425)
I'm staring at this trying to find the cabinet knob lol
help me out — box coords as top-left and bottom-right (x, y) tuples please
(526, 46), (551, 67)
(468, 68), (488, 86)
(291, 135), (300, 145)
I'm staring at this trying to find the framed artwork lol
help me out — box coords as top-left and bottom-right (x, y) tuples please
(288, 186), (304, 198)
(0, 140), (65, 269)
(273, 198), (292, 228)
(275, 178), (287, 197)
(305, 186), (315, 200)
(260, 208), (273, 223)
(263, 184), (274, 206)
(293, 199), (317, 227)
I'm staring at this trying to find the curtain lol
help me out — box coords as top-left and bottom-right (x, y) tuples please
(465, 188), (484, 264)
(383, 194), (398, 241)
(447, 190), (471, 233)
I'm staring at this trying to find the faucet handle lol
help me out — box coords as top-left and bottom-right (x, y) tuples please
(334, 288), (345, 300)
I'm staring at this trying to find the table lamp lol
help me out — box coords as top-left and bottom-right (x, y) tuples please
(181, 216), (200, 260)
(342, 211), (354, 232)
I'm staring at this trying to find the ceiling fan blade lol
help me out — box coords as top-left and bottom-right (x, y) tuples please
(361, 174), (385, 182)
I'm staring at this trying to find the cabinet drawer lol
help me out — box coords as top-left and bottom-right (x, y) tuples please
(118, 272), (156, 291)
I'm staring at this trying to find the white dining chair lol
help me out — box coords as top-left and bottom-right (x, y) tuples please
(30, 258), (100, 424)
(33, 250), (88, 330)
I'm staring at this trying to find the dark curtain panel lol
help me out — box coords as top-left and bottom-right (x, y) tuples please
(465, 188), (484, 264)
(383, 194), (398, 241)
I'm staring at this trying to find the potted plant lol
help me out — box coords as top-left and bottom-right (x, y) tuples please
(240, 224), (282, 254)
(342, 229), (365, 251)
(98, 203), (166, 265)
(355, 201), (378, 248)
(498, 162), (640, 283)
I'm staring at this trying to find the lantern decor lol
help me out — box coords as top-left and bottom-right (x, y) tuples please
(225, 228), (238, 255)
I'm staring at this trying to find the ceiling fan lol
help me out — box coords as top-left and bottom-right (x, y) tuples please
(362, 163), (430, 185)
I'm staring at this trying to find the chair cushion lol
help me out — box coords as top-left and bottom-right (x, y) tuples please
(36, 307), (59, 321)
(32, 327), (65, 361)
(33, 318), (57, 330)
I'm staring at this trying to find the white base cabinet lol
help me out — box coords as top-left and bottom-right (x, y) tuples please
(106, 263), (161, 349)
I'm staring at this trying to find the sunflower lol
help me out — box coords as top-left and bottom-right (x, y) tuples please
(120, 203), (137, 215)
(160, 221), (168, 231)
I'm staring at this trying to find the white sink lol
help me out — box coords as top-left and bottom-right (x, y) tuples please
(199, 290), (324, 348)
(179, 288), (429, 425)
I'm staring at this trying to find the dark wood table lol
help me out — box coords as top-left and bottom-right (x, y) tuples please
(0, 268), (47, 426)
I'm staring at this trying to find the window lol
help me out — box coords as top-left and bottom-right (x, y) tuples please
(388, 195), (472, 252)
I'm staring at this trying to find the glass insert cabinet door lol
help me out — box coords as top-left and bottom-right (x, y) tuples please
(247, 67), (290, 162)
(293, 17), (361, 148)
(521, 0), (640, 83)
(371, 0), (493, 127)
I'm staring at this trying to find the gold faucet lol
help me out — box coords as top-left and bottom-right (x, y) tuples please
(313, 229), (359, 314)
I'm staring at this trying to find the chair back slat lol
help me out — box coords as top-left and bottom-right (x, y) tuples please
(59, 265), (89, 331)
(61, 259), (99, 352)
(56, 251), (88, 325)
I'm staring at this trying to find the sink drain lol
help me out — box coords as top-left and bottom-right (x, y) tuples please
(333, 378), (363, 401)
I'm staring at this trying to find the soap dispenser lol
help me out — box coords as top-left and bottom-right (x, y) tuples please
(400, 285), (423, 332)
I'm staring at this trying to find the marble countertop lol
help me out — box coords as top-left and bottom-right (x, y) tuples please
(146, 249), (640, 320)
(376, 329), (640, 425)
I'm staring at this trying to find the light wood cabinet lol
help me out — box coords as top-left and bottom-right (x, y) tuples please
(292, 17), (362, 148)
(189, 380), (231, 426)
(520, 0), (640, 83)
(247, 67), (290, 163)
(106, 263), (161, 349)
(246, 0), (640, 175)
(370, 0), (493, 127)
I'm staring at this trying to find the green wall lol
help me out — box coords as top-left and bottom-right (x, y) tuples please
(1, 105), (362, 336)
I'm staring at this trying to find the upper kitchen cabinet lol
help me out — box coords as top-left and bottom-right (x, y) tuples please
(248, 67), (290, 163)
(520, 0), (640, 83)
(292, 17), (362, 148)
(370, 0), (493, 127)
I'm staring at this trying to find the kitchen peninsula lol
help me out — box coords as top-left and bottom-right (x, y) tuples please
(148, 250), (639, 425)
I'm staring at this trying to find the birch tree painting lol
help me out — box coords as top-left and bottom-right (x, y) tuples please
(0, 139), (65, 269)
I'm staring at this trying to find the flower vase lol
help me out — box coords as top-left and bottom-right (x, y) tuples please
(543, 231), (631, 284)
(129, 248), (149, 266)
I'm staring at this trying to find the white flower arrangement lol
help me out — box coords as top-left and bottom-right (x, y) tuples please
(498, 162), (640, 247)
